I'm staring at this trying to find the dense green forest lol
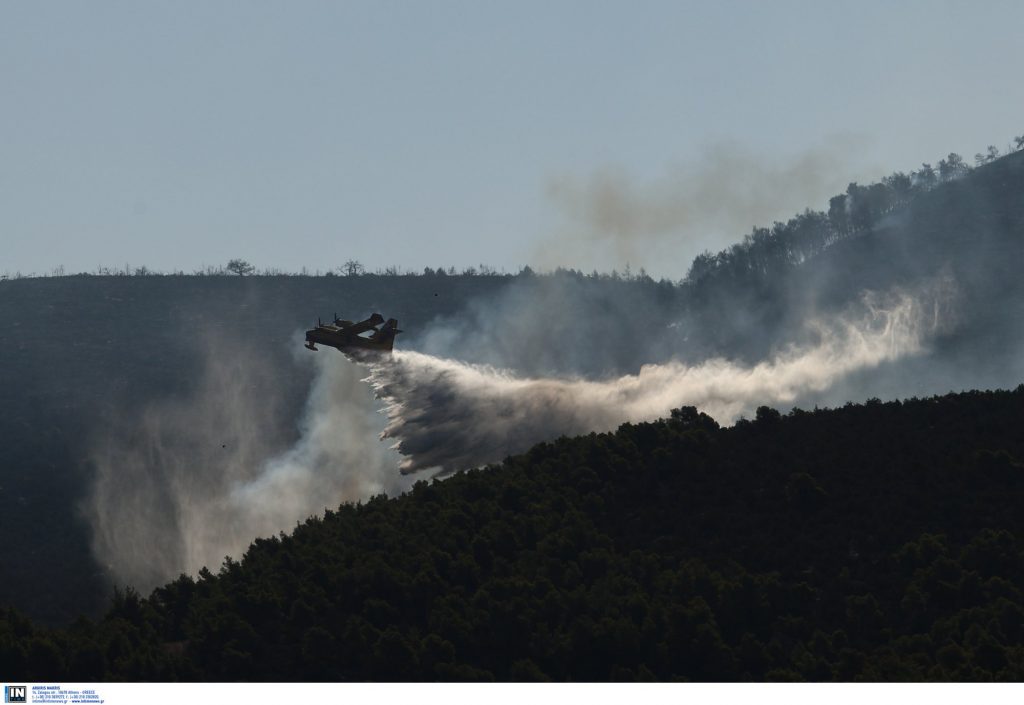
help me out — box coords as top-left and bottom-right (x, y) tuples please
(3, 387), (1024, 680)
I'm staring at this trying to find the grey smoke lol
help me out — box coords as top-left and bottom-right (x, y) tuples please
(539, 136), (878, 276)
(412, 272), (684, 377)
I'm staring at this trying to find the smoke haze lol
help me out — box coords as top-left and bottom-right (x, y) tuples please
(540, 137), (876, 276)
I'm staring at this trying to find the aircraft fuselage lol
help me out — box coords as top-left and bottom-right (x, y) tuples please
(304, 313), (401, 354)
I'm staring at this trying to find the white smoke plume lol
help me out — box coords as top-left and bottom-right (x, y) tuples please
(86, 344), (411, 592)
(368, 277), (955, 475)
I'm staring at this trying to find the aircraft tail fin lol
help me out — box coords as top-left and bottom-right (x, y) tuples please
(369, 318), (402, 349)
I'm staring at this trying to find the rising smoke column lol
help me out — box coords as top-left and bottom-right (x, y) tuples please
(539, 136), (877, 277)
(367, 277), (956, 474)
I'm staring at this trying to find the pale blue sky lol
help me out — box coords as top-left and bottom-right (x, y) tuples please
(3, 1), (1022, 278)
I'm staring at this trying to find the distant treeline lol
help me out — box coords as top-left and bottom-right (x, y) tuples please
(0, 261), (666, 284)
(6, 135), (1022, 286)
(0, 261), (521, 281)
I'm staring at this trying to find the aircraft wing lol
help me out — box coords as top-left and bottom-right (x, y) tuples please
(342, 320), (377, 335)
(336, 313), (385, 336)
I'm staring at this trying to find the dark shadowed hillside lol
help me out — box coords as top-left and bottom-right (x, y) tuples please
(5, 387), (1024, 681)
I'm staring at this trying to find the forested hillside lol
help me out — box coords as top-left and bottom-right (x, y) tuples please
(4, 387), (1024, 680)
(678, 149), (1024, 361)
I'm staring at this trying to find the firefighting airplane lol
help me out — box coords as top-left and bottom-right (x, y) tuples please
(304, 312), (402, 354)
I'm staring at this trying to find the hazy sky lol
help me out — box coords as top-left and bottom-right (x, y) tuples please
(3, 1), (1022, 278)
